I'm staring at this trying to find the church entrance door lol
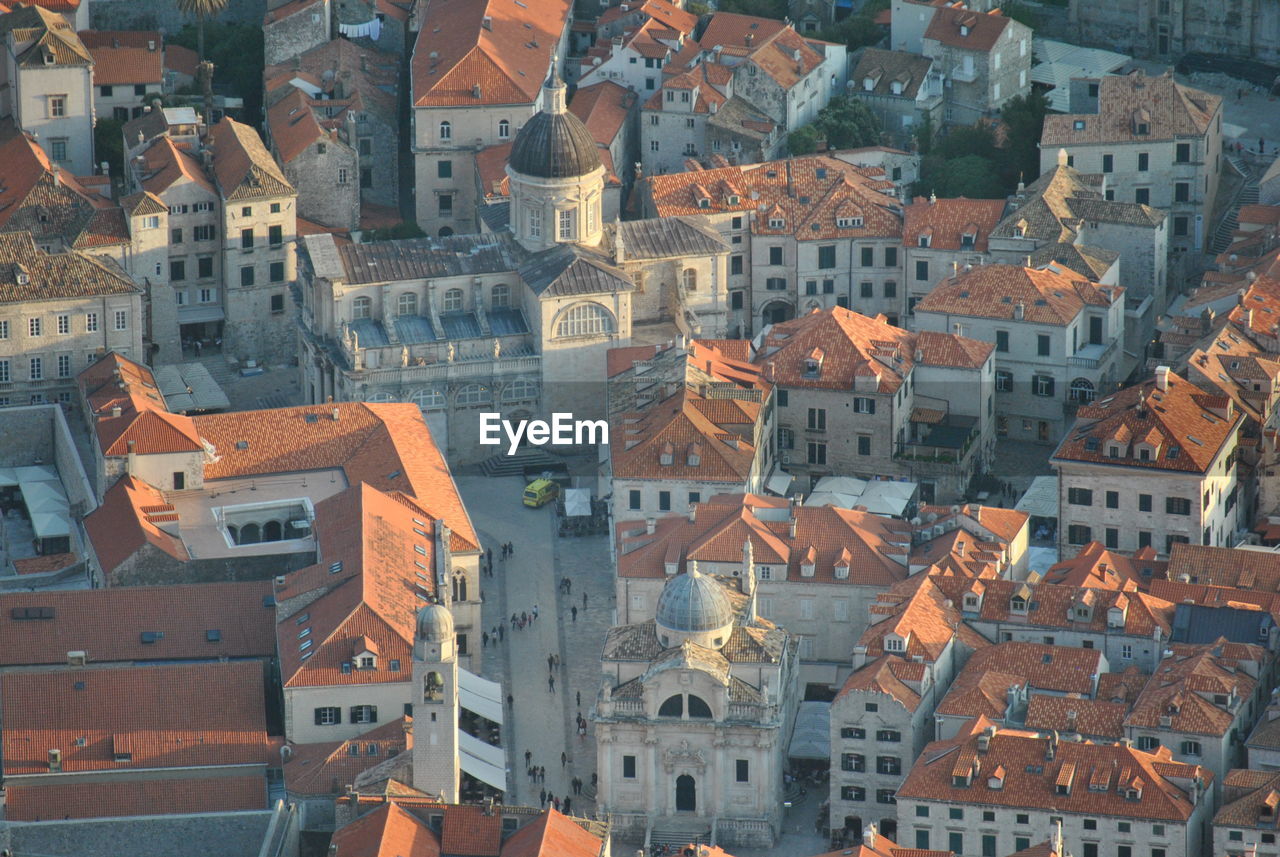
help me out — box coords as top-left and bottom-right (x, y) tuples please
(675, 774), (696, 812)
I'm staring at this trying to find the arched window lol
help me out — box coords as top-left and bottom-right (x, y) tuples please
(352, 296), (372, 320)
(586, 195), (598, 233)
(443, 288), (464, 312)
(263, 520), (283, 542)
(366, 391), (396, 403)
(439, 121), (451, 141)
(240, 522), (261, 544)
(682, 268), (698, 292)
(688, 695), (712, 718)
(227, 524), (239, 543)
(453, 573), (468, 602)
(409, 388), (447, 411)
(555, 303), (615, 338)
(491, 283), (511, 308)
(659, 695), (684, 717)
(424, 671), (445, 703)
(1069, 377), (1096, 403)
(498, 119), (510, 139)
(502, 379), (539, 402)
(457, 384), (492, 405)
(439, 227), (454, 237)
(397, 292), (418, 316)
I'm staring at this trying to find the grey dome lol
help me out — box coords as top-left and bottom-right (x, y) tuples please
(508, 109), (602, 180)
(655, 569), (734, 633)
(416, 602), (454, 642)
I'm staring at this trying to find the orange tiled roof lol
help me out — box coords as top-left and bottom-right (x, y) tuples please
(331, 800), (442, 857)
(500, 808), (605, 857)
(208, 115), (294, 200)
(916, 263), (1123, 325)
(569, 79), (633, 149)
(1043, 541), (1164, 589)
(597, 0), (697, 35)
(836, 654), (923, 711)
(915, 503), (1028, 545)
(284, 717), (411, 796)
(922, 6), (1014, 51)
(268, 87), (330, 164)
(84, 474), (190, 576)
(138, 134), (218, 196)
(81, 31), (163, 86)
(1043, 71), (1221, 146)
(0, 580), (275, 665)
(861, 574), (990, 662)
(1052, 370), (1241, 474)
(936, 642), (1103, 720)
(942, 575), (1174, 638)
(897, 718), (1210, 819)
(1149, 578), (1280, 615)
(1214, 769), (1280, 828)
(1227, 275), (1280, 339)
(165, 42), (198, 78)
(441, 804), (503, 855)
(411, 0), (569, 108)
(1, 660), (273, 775)
(611, 389), (760, 483)
(904, 196), (1006, 251)
(1125, 638), (1264, 737)
(1024, 694), (1128, 739)
(3, 775), (266, 821)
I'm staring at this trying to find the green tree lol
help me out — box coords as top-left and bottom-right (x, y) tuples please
(717, 0), (787, 19)
(936, 124), (997, 161)
(914, 112), (934, 155)
(939, 154), (1007, 198)
(94, 118), (125, 185)
(997, 90), (1050, 187)
(169, 22), (265, 127)
(174, 0), (229, 61)
(1000, 0), (1039, 29)
(789, 125), (820, 155)
(814, 95), (881, 149)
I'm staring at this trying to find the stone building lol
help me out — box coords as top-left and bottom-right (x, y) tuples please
(755, 306), (995, 502)
(263, 37), (401, 215)
(920, 5), (1031, 127)
(577, 0), (698, 93)
(409, 0), (572, 237)
(0, 233), (143, 407)
(0, 4), (95, 174)
(902, 195), (1007, 315)
(207, 116), (298, 366)
(298, 71), (731, 465)
(592, 567), (800, 847)
(262, 0), (331, 66)
(1069, 0), (1280, 65)
(896, 719), (1216, 857)
(1041, 71), (1223, 255)
(266, 89), (361, 230)
(850, 49), (944, 149)
(641, 155), (905, 335)
(915, 263), (1126, 444)
(1214, 768), (1280, 857)
(80, 30), (164, 122)
(1052, 366), (1243, 558)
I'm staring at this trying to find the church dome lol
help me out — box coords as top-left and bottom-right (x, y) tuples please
(416, 602), (454, 642)
(655, 568), (734, 633)
(508, 72), (602, 180)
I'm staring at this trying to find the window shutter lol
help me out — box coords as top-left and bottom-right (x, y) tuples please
(867, 399), (876, 415)
(369, 705), (378, 723)
(1045, 377), (1055, 397)
(350, 706), (359, 723)
(315, 708), (324, 725)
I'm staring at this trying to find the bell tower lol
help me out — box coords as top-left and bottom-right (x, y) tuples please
(411, 602), (459, 802)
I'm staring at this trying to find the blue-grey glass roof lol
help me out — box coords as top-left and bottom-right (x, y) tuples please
(393, 315), (438, 344)
(349, 318), (390, 347)
(489, 308), (530, 336)
(330, 232), (524, 284)
(439, 312), (481, 340)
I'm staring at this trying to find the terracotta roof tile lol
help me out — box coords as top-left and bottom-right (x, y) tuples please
(3, 775), (266, 821)
(441, 804), (503, 855)
(1, 661), (273, 775)
(1052, 371), (1241, 474)
(500, 808), (607, 857)
(268, 87), (331, 164)
(138, 135), (217, 196)
(81, 31), (163, 86)
(1024, 694), (1128, 739)
(84, 475), (190, 576)
(1043, 541), (1164, 589)
(208, 116), (293, 200)
(948, 576), (1173, 637)
(611, 390), (761, 483)
(917, 263), (1123, 325)
(1214, 769), (1280, 828)
(937, 642), (1103, 720)
(332, 800), (442, 857)
(852, 48), (935, 100)
(165, 42), (198, 78)
(0, 4), (89, 66)
(1043, 71), (1221, 146)
(922, 6), (1014, 51)
(1125, 638), (1264, 737)
(904, 196), (1006, 251)
(836, 654), (922, 711)
(285, 717), (412, 796)
(0, 580), (274, 665)
(861, 574), (989, 662)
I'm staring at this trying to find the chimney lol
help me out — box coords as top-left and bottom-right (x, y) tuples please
(1014, 301), (1025, 321)
(953, 322), (963, 336)
(332, 407), (341, 421)
(1155, 365), (1170, 392)
(646, 517), (656, 535)
(111, 405), (122, 418)
(863, 823), (877, 850)
(952, 261), (959, 279)
(126, 439), (137, 474)
(48, 748), (62, 772)
(481, 14), (492, 28)
(745, 32), (754, 47)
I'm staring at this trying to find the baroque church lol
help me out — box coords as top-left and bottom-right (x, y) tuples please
(298, 69), (732, 462)
(592, 565), (801, 847)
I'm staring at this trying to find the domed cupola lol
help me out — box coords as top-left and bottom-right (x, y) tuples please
(414, 601), (455, 660)
(506, 59), (606, 251)
(654, 565), (735, 650)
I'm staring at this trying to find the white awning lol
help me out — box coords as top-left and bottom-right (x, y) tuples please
(788, 700), (830, 760)
(459, 667), (504, 725)
(178, 306), (226, 325)
(564, 488), (591, 518)
(458, 729), (507, 791)
(1016, 475), (1059, 520)
(765, 467), (793, 496)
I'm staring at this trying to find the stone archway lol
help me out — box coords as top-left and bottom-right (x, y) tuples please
(760, 300), (794, 325)
(675, 774), (696, 812)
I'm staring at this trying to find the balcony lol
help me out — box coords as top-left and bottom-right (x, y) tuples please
(1067, 339), (1115, 370)
(895, 412), (978, 465)
(951, 64), (979, 83)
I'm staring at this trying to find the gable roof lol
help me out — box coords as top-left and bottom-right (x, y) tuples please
(83, 474), (190, 576)
(852, 48), (935, 99)
(936, 642), (1103, 720)
(284, 717), (412, 796)
(78, 350), (203, 459)
(836, 654), (923, 711)
(1042, 71), (1221, 146)
(137, 135), (218, 196)
(860, 573), (990, 662)
(916, 263), (1123, 325)
(1043, 540), (1164, 589)
(923, 5), (1014, 51)
(331, 801), (442, 857)
(610, 388), (761, 483)
(499, 809), (612, 857)
(1164, 544), (1280, 591)
(904, 196), (1006, 251)
(0, 3), (90, 66)
(267, 86), (332, 164)
(944, 575), (1174, 637)
(1125, 638), (1264, 737)
(1214, 769), (1280, 828)
(208, 116), (294, 200)
(0, 580), (275, 666)
(411, 0), (570, 108)
(1052, 370), (1241, 474)
(80, 30), (163, 85)
(992, 164), (1163, 245)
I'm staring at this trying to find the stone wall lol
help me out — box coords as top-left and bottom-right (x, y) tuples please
(3, 811), (275, 857)
(359, 116), (400, 211)
(264, 0), (331, 66)
(91, 0), (267, 32)
(284, 140), (360, 231)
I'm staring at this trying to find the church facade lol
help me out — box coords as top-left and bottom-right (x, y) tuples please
(592, 566), (800, 847)
(297, 71), (731, 463)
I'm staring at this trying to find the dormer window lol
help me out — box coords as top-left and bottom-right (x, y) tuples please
(686, 443), (701, 466)
(1013, 225), (1025, 238)
(659, 442), (674, 466)
(1107, 444), (1122, 458)
(698, 198), (710, 208)
(727, 194), (740, 205)
(884, 635), (904, 652)
(961, 232), (976, 249)
(834, 562), (849, 579)
(769, 216), (785, 229)
(1074, 606), (1090, 619)
(805, 359), (820, 375)
(837, 216), (862, 228)
(960, 24), (970, 36)
(358, 654), (376, 669)
(918, 234), (931, 248)
(1010, 595), (1028, 613)
(964, 595), (979, 610)
(1073, 119), (1086, 130)
(863, 77), (875, 91)
(891, 80), (903, 95)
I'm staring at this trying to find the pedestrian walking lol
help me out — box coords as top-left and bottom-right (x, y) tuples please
(582, 591), (588, 610)
(553, 796), (561, 812)
(553, 654), (560, 668)
(540, 788), (547, 807)
(540, 766), (546, 783)
(548, 674), (555, 693)
(591, 772), (597, 788)
(578, 723), (587, 740)
(482, 631), (489, 648)
(507, 693), (514, 708)
(498, 624), (504, 642)
(532, 603), (539, 620)
(510, 613), (517, 629)
(561, 751), (568, 769)
(563, 797), (571, 815)
(521, 611), (528, 625)
(576, 690), (581, 707)
(486, 547), (492, 566)
(525, 749), (532, 766)
(508, 541), (515, 556)
(548, 654), (555, 671)
(571, 605), (578, 622)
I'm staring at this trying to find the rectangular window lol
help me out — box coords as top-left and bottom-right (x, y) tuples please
(807, 441), (826, 466)
(807, 408), (826, 431)
(769, 246), (783, 265)
(114, 311), (128, 331)
(1102, 154), (1113, 172)
(658, 491), (670, 512)
(439, 194), (453, 216)
(629, 490), (641, 510)
(915, 260), (929, 281)
(194, 224), (215, 242)
(170, 259), (186, 281)
(270, 261), (285, 282)
(1135, 188), (1150, 205)
(438, 160), (452, 179)
(730, 255), (743, 275)
(1033, 375), (1055, 397)
(360, 168), (372, 188)
(884, 281), (896, 298)
(983, 835), (997, 857)
(623, 755), (637, 778)
(1105, 527), (1119, 549)
(1138, 152), (1149, 171)
(735, 759), (749, 782)
(1166, 497), (1192, 515)
(0, 360), (7, 383)
(85, 313), (98, 332)
(241, 266), (255, 287)
(57, 354), (70, 378)
(861, 246), (874, 267)
(50, 95), (66, 117)
(56, 314), (69, 335)
(1068, 487), (1093, 506)
(338, 168), (349, 184)
(885, 247), (897, 267)
(857, 435), (871, 455)
(1106, 490), (1119, 509)
(860, 282), (873, 298)
(1068, 524), (1092, 544)
(271, 293), (285, 314)
(171, 227), (183, 244)
(29, 317), (41, 337)
(558, 209), (573, 240)
(1175, 143), (1190, 163)
(314, 707), (341, 725)
(917, 831), (931, 849)
(950, 834), (964, 854)
(199, 288), (214, 303)
(1139, 493), (1152, 512)
(350, 705), (378, 724)
(1175, 182), (1190, 202)
(996, 370), (1012, 392)
(841, 786), (865, 801)
(996, 330), (1009, 352)
(240, 228), (254, 249)
(269, 225), (283, 246)
(1173, 216), (1189, 236)
(818, 245), (836, 269)
(1037, 334), (1051, 356)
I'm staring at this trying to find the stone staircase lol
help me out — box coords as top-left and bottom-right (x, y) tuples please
(479, 447), (566, 477)
(647, 819), (713, 851)
(199, 355), (238, 389)
(1212, 155), (1262, 255)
